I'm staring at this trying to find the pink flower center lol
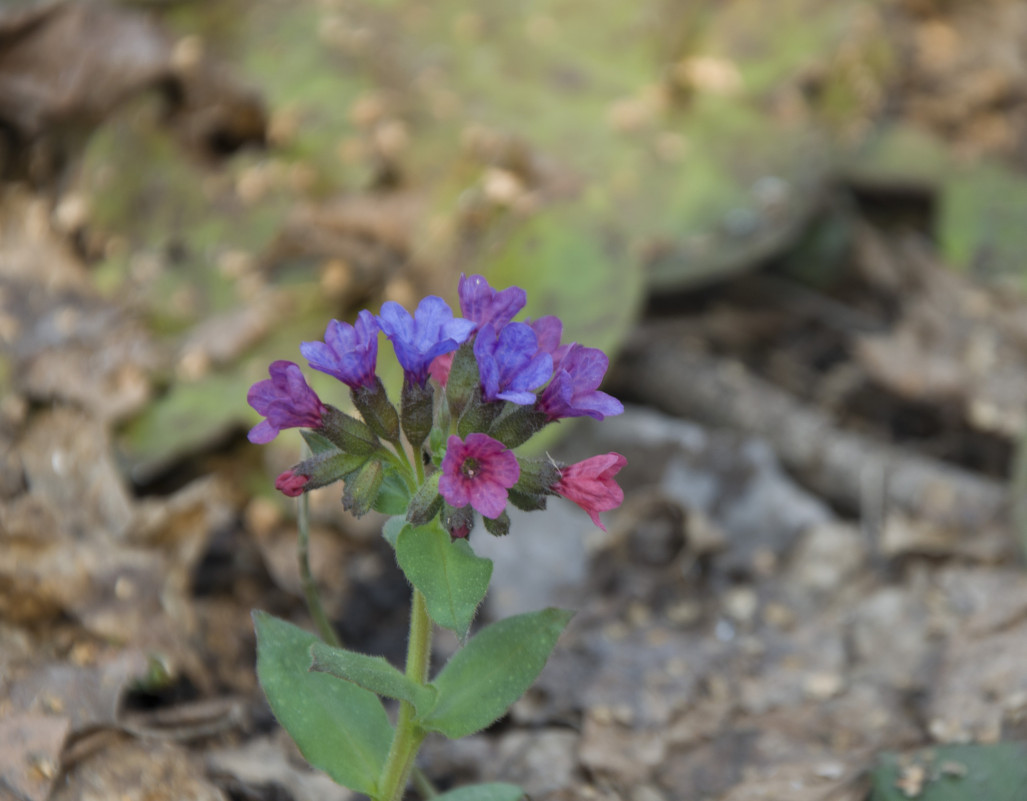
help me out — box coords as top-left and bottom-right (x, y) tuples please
(460, 457), (481, 479)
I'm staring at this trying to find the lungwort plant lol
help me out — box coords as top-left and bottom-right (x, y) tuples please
(247, 274), (626, 800)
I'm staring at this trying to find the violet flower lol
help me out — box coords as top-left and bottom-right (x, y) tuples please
(538, 344), (623, 421)
(378, 296), (476, 387)
(474, 323), (553, 405)
(527, 316), (570, 363)
(300, 311), (379, 390)
(459, 273), (526, 332)
(247, 361), (326, 444)
(439, 433), (520, 519)
(553, 452), (627, 531)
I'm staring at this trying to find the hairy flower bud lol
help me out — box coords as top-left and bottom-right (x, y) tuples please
(320, 406), (382, 456)
(482, 510), (510, 537)
(342, 459), (385, 518)
(456, 392), (503, 439)
(292, 448), (370, 491)
(351, 377), (400, 443)
(406, 472), (443, 526)
(488, 405), (548, 449)
(445, 341), (479, 421)
(441, 502), (474, 540)
(401, 380), (434, 451)
(275, 470), (309, 497)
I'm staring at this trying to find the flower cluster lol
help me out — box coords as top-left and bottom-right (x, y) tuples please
(247, 274), (626, 535)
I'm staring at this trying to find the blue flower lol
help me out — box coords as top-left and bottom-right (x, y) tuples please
(474, 323), (553, 405)
(377, 296), (476, 386)
(459, 273), (526, 332)
(538, 344), (623, 421)
(300, 310), (379, 390)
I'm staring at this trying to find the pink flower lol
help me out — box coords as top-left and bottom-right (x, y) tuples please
(429, 352), (455, 387)
(553, 453), (627, 531)
(275, 470), (309, 497)
(439, 433), (520, 519)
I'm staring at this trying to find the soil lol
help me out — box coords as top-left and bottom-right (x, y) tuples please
(3, 1), (1027, 801)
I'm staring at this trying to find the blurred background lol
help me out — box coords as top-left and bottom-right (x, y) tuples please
(4, 1), (1027, 799)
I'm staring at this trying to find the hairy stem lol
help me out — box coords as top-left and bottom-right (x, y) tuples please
(378, 590), (433, 801)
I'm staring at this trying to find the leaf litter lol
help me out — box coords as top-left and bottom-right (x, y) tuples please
(4, 0), (1027, 800)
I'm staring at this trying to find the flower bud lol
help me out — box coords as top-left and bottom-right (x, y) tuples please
(291, 448), (370, 491)
(351, 377), (400, 443)
(275, 470), (309, 497)
(445, 341), (479, 420)
(456, 391), (503, 438)
(401, 380), (434, 451)
(320, 405), (382, 456)
(488, 405), (548, 449)
(482, 510), (510, 537)
(342, 458), (385, 518)
(441, 502), (474, 540)
(406, 472), (443, 526)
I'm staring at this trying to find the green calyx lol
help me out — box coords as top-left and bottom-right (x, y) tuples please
(321, 405), (383, 456)
(352, 378), (401, 443)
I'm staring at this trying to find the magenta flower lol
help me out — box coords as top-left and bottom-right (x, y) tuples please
(553, 453), (627, 531)
(378, 296), (476, 387)
(459, 273), (526, 332)
(300, 311), (379, 390)
(247, 361), (326, 444)
(439, 433), (520, 519)
(538, 344), (623, 421)
(275, 470), (309, 497)
(474, 323), (553, 405)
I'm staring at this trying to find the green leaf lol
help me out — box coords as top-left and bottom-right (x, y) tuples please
(396, 521), (493, 638)
(309, 641), (437, 717)
(382, 515), (406, 548)
(374, 465), (411, 516)
(433, 783), (525, 801)
(252, 611), (392, 795)
(868, 742), (1027, 801)
(422, 607), (573, 739)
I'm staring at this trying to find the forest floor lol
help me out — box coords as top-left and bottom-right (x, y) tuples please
(4, 1), (1027, 800)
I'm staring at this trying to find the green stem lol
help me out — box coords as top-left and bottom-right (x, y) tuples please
(378, 589), (433, 801)
(413, 445), (426, 485)
(384, 444), (419, 494)
(297, 485), (341, 648)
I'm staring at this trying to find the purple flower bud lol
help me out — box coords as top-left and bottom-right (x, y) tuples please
(459, 273), (526, 332)
(474, 323), (553, 405)
(378, 296), (476, 387)
(538, 344), (624, 421)
(438, 433), (520, 519)
(247, 361), (326, 444)
(300, 311), (380, 391)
